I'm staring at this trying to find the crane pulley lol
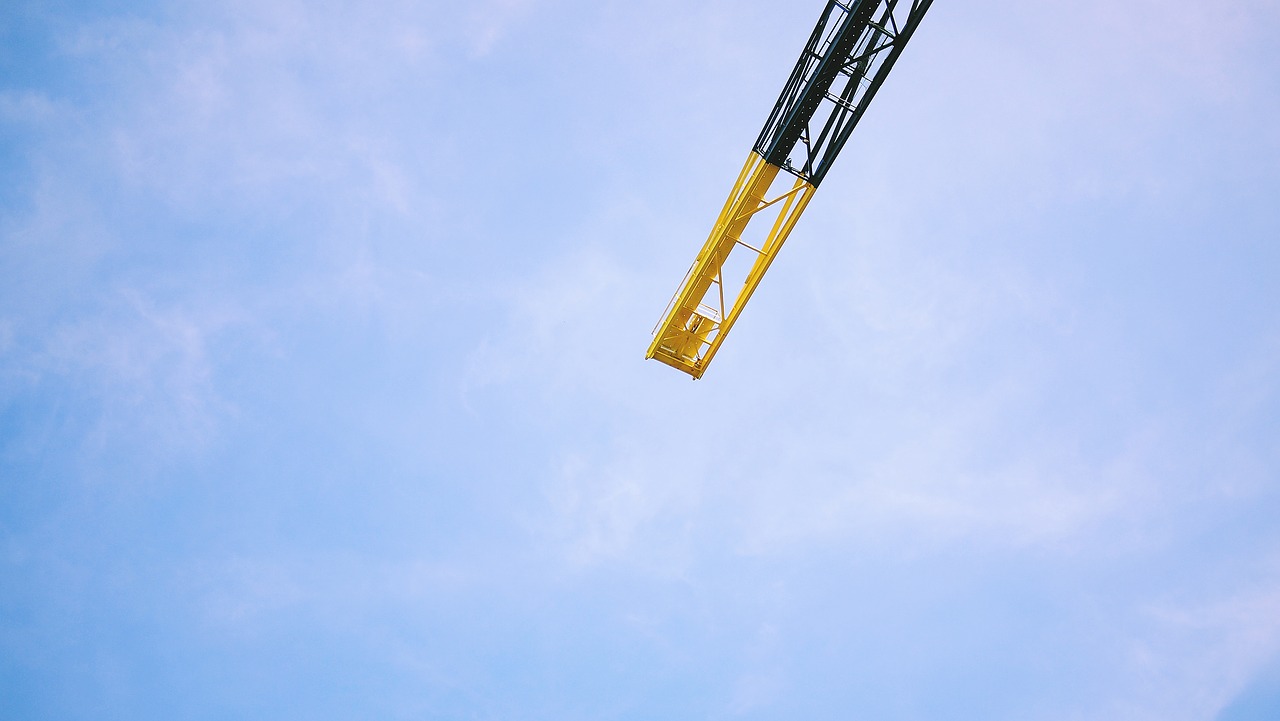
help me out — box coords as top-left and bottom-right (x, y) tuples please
(646, 0), (934, 378)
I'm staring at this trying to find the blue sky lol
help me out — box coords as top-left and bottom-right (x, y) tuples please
(2, 0), (1280, 719)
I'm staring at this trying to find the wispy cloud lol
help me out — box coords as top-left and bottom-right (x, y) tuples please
(34, 289), (240, 454)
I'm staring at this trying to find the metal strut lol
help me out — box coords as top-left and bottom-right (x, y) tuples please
(647, 0), (934, 379)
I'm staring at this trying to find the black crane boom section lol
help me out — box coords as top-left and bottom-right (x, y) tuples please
(753, 0), (934, 187)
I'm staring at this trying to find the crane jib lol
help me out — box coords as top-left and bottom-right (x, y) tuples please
(646, 0), (934, 379)
(755, 0), (879, 179)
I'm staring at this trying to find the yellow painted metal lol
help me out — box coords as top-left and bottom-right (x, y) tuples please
(647, 151), (816, 379)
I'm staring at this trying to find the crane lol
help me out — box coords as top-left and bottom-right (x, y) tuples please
(646, 0), (934, 379)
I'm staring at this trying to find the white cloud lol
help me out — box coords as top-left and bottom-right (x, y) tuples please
(0, 90), (61, 125)
(36, 290), (242, 455)
(1115, 566), (1280, 721)
(464, 0), (537, 58)
(188, 552), (481, 633)
(539, 449), (702, 572)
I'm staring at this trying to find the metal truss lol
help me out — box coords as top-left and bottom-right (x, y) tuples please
(648, 0), (934, 379)
(756, 0), (934, 186)
(647, 152), (815, 378)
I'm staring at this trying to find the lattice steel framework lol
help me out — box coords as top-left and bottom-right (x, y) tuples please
(647, 0), (934, 379)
